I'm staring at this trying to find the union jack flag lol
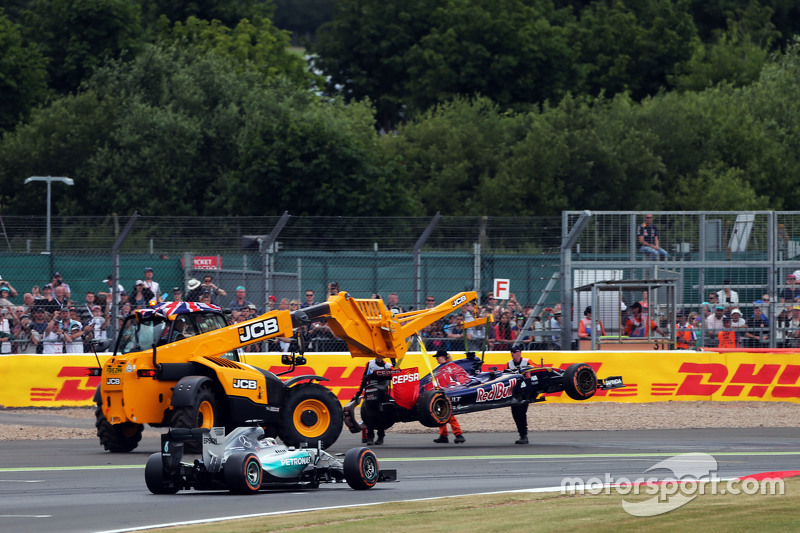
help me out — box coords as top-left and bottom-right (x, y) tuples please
(137, 301), (221, 320)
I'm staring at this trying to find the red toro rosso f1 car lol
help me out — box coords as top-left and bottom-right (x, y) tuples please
(344, 352), (624, 433)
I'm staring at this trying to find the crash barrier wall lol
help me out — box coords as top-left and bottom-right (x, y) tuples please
(2, 350), (799, 408)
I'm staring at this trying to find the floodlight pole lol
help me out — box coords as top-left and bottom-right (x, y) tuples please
(24, 176), (74, 252)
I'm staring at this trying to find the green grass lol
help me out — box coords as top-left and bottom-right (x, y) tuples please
(155, 477), (800, 532)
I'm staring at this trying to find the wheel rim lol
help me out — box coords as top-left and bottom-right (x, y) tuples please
(576, 369), (596, 394)
(197, 400), (215, 428)
(362, 454), (378, 482)
(293, 399), (331, 437)
(432, 395), (451, 421)
(245, 458), (261, 488)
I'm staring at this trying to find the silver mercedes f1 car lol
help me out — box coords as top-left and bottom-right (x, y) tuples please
(145, 426), (396, 494)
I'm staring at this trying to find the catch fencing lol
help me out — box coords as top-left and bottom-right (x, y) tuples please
(2, 211), (800, 351)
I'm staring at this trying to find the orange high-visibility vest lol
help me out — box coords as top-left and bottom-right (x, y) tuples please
(717, 330), (737, 348)
(676, 323), (694, 349)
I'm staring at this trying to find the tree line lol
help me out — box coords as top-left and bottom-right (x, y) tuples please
(2, 0), (800, 218)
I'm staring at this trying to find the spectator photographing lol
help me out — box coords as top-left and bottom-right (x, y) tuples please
(199, 274), (226, 304)
(143, 267), (162, 302)
(717, 280), (739, 305)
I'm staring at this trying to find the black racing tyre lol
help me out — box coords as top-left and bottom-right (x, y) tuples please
(145, 452), (179, 494)
(415, 390), (452, 428)
(563, 363), (598, 401)
(278, 383), (343, 449)
(360, 398), (394, 432)
(95, 404), (143, 453)
(344, 447), (379, 490)
(170, 384), (224, 452)
(224, 452), (262, 494)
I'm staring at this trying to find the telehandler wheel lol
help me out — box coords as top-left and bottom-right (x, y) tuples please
(278, 383), (343, 450)
(170, 384), (223, 429)
(95, 403), (143, 453)
(170, 385), (224, 452)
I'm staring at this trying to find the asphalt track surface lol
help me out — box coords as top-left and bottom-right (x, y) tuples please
(1, 414), (799, 533)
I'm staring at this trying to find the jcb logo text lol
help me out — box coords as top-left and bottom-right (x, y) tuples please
(233, 379), (258, 389)
(238, 318), (280, 342)
(452, 295), (467, 307)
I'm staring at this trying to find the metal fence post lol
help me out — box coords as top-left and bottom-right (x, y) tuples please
(261, 212), (291, 311)
(768, 212), (777, 348)
(561, 210), (592, 351)
(413, 212), (441, 310)
(473, 242), (481, 295)
(109, 212), (138, 340)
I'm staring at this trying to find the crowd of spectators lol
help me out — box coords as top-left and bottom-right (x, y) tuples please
(8, 266), (799, 355)
(418, 292), (562, 352)
(0, 272), (112, 354)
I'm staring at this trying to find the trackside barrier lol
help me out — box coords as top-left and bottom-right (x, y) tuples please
(1, 351), (800, 408)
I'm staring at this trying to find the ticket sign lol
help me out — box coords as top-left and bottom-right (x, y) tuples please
(193, 256), (221, 270)
(494, 279), (510, 300)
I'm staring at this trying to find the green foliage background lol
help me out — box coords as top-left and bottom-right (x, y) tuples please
(2, 0), (800, 217)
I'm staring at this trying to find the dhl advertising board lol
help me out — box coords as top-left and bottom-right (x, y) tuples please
(2, 350), (800, 408)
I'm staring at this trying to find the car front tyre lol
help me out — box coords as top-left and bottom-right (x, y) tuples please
(344, 447), (379, 490)
(563, 363), (598, 401)
(225, 452), (262, 494)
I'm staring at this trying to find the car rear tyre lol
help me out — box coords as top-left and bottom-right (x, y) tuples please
(360, 398), (395, 432)
(95, 404), (143, 453)
(225, 452), (262, 494)
(278, 383), (343, 449)
(415, 390), (451, 427)
(344, 447), (379, 490)
(563, 363), (598, 401)
(145, 452), (179, 494)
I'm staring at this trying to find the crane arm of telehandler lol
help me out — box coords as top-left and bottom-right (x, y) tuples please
(140, 291), (479, 364)
(291, 291), (479, 359)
